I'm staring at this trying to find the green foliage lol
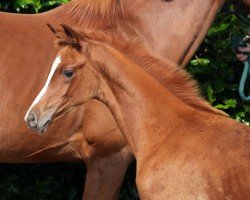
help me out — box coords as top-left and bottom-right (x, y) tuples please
(0, 163), (85, 200)
(0, 0), (69, 13)
(0, 1), (249, 200)
(187, 3), (250, 125)
(0, 163), (138, 200)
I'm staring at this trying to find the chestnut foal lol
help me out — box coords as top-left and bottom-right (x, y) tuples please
(3, 0), (249, 198)
(25, 26), (250, 199)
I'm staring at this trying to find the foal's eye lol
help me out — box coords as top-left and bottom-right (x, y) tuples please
(63, 70), (74, 79)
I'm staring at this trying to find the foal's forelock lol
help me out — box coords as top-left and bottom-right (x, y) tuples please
(24, 56), (61, 121)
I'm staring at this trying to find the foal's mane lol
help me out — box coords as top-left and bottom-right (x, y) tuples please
(66, 0), (122, 27)
(115, 40), (226, 116)
(55, 28), (227, 116)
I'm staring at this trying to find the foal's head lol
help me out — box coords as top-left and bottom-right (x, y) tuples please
(25, 25), (103, 133)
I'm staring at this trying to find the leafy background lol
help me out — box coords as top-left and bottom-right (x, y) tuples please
(0, 0), (249, 199)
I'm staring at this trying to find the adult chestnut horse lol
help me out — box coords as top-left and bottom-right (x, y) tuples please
(1, 0), (249, 198)
(26, 26), (250, 199)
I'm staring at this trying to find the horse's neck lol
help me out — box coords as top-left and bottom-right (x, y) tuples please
(60, 0), (225, 66)
(45, 0), (225, 66)
(119, 0), (225, 66)
(0, 0), (225, 67)
(92, 45), (195, 157)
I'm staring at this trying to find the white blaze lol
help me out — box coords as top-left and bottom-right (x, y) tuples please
(24, 56), (61, 121)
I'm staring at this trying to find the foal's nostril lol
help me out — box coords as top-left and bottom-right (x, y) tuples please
(27, 112), (38, 130)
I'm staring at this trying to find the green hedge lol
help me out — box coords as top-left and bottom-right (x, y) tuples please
(0, 0), (69, 13)
(188, 3), (250, 125)
(0, 1), (249, 199)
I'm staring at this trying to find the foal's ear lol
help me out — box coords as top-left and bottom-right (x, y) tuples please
(60, 23), (85, 51)
(47, 23), (58, 34)
(60, 24), (82, 42)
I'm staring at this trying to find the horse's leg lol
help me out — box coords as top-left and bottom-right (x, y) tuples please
(83, 146), (133, 200)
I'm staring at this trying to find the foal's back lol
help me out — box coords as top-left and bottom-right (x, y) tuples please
(140, 110), (250, 199)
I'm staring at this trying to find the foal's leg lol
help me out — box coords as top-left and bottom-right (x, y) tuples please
(83, 146), (133, 200)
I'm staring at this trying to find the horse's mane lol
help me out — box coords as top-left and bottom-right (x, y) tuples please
(55, 28), (227, 116)
(66, 0), (122, 28)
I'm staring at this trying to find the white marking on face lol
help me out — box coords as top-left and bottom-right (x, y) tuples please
(24, 56), (61, 121)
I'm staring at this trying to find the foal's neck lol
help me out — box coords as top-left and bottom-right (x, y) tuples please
(91, 45), (195, 157)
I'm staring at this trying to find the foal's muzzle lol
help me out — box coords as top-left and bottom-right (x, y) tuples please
(26, 111), (51, 133)
(27, 112), (38, 129)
